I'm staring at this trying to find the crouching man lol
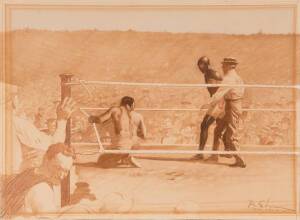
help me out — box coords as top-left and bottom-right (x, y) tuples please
(88, 96), (147, 168)
(2, 143), (75, 215)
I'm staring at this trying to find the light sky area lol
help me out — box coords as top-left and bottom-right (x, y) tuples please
(1, 1), (300, 34)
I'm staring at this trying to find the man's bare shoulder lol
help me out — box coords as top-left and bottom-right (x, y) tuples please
(207, 68), (223, 81)
(131, 111), (143, 120)
(109, 106), (121, 113)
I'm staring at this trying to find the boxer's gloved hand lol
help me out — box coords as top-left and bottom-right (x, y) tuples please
(88, 115), (100, 124)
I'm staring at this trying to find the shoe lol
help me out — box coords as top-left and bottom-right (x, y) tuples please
(191, 154), (204, 160)
(229, 162), (246, 168)
(205, 155), (218, 163)
(127, 156), (142, 168)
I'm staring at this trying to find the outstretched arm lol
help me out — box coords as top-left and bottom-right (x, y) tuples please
(209, 86), (230, 106)
(88, 108), (114, 124)
(208, 75), (233, 106)
(13, 98), (75, 151)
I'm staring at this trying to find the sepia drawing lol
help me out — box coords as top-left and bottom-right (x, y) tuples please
(0, 1), (299, 219)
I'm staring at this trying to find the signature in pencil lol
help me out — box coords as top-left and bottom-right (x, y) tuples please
(248, 199), (294, 212)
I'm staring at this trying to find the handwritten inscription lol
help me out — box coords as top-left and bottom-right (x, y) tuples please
(248, 200), (294, 212)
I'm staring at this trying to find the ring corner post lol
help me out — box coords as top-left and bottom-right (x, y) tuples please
(59, 73), (73, 207)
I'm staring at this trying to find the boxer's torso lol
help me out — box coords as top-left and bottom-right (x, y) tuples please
(111, 107), (133, 149)
(204, 68), (222, 97)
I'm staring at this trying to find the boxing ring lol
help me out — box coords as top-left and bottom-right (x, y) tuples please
(59, 74), (299, 207)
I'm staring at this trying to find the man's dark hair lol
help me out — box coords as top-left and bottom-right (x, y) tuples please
(197, 56), (210, 67)
(44, 143), (75, 161)
(120, 96), (135, 107)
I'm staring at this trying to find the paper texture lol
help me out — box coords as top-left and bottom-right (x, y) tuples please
(0, 1), (299, 219)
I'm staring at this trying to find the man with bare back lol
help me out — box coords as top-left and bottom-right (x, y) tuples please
(88, 96), (147, 168)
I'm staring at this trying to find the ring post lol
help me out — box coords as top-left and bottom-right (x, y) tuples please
(60, 73), (73, 207)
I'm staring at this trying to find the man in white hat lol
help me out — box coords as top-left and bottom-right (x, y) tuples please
(206, 57), (246, 168)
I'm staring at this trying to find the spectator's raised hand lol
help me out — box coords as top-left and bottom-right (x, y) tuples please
(56, 97), (76, 120)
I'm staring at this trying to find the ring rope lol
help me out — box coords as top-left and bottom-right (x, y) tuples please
(77, 109), (297, 156)
(79, 108), (104, 152)
(93, 123), (104, 152)
(74, 149), (299, 156)
(78, 79), (93, 97)
(77, 103), (296, 156)
(71, 142), (293, 149)
(80, 107), (295, 112)
(79, 108), (90, 117)
(65, 80), (300, 89)
(74, 80), (297, 157)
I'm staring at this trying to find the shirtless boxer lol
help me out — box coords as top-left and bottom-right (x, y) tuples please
(88, 96), (146, 168)
(193, 56), (229, 160)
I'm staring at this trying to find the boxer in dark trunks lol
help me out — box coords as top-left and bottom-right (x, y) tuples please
(193, 56), (228, 160)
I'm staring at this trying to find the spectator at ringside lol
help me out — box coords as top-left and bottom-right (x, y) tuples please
(2, 143), (75, 215)
(10, 86), (75, 173)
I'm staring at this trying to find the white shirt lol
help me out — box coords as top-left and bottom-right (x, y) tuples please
(209, 69), (244, 106)
(24, 182), (57, 213)
(12, 113), (67, 173)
